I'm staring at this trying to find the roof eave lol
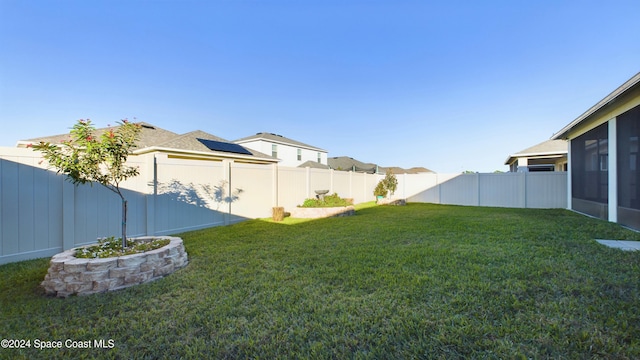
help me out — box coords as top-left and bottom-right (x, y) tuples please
(504, 151), (568, 165)
(133, 146), (279, 163)
(552, 72), (640, 140)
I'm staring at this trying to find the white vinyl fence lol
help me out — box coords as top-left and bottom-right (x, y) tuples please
(403, 172), (567, 208)
(0, 147), (567, 265)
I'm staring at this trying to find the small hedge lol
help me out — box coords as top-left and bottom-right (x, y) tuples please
(300, 193), (353, 208)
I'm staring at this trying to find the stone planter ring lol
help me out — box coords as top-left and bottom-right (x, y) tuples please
(41, 236), (188, 298)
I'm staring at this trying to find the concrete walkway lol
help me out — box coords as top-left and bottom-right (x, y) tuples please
(596, 239), (640, 251)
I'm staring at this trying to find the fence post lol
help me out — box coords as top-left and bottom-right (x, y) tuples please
(330, 168), (334, 194)
(145, 154), (156, 236)
(272, 163), (278, 207)
(523, 172), (528, 208)
(437, 174), (441, 204)
(62, 180), (75, 250)
(476, 173), (481, 206)
(306, 166), (310, 199)
(402, 172), (406, 199)
(363, 173), (367, 202)
(223, 160), (233, 225)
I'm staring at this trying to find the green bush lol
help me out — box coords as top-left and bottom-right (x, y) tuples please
(374, 181), (387, 197)
(374, 170), (398, 198)
(299, 193), (352, 207)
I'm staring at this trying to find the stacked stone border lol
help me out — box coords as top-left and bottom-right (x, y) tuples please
(376, 198), (407, 206)
(42, 236), (188, 298)
(290, 205), (355, 219)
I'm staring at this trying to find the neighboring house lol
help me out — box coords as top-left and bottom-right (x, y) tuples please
(234, 132), (328, 168)
(327, 156), (435, 174)
(17, 122), (278, 165)
(328, 156), (380, 173)
(552, 71), (640, 231)
(298, 160), (331, 170)
(505, 139), (568, 172)
(384, 166), (435, 175)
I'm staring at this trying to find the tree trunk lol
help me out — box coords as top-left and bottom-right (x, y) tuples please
(122, 199), (128, 248)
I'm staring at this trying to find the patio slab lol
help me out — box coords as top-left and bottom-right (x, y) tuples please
(596, 239), (640, 251)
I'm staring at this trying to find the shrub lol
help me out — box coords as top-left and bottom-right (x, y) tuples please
(374, 170), (398, 198)
(382, 169), (398, 195)
(374, 181), (387, 197)
(299, 193), (352, 208)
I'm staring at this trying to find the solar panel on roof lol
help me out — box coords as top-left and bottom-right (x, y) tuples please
(197, 138), (253, 156)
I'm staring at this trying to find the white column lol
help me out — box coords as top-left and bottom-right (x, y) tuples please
(566, 141), (572, 210)
(608, 118), (618, 222)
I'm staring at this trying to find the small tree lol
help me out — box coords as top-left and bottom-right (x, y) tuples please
(373, 181), (387, 197)
(32, 119), (142, 248)
(382, 169), (398, 196)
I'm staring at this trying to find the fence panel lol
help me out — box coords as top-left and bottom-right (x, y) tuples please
(231, 163), (274, 219)
(332, 170), (352, 199)
(309, 168), (332, 199)
(526, 172), (567, 208)
(277, 166), (308, 210)
(440, 174), (479, 206)
(479, 173), (526, 208)
(153, 156), (227, 234)
(406, 172), (567, 209)
(1, 149), (65, 264)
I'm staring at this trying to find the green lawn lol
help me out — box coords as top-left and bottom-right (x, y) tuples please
(2, 203), (640, 359)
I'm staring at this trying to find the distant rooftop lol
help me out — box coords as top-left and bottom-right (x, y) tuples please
(505, 139), (567, 165)
(326, 156), (434, 174)
(234, 132), (327, 152)
(19, 122), (277, 163)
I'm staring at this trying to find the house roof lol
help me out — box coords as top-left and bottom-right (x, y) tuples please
(383, 166), (435, 174)
(327, 156), (434, 174)
(504, 139), (568, 165)
(297, 160), (331, 169)
(19, 122), (179, 149)
(328, 156), (379, 173)
(552, 71), (640, 140)
(234, 132), (327, 152)
(19, 122), (278, 163)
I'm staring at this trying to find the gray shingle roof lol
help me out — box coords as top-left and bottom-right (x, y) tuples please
(512, 139), (567, 156)
(20, 122), (277, 162)
(505, 139), (567, 165)
(328, 156), (378, 173)
(234, 132), (327, 152)
(21, 122), (179, 150)
(327, 156), (434, 174)
(297, 160), (330, 169)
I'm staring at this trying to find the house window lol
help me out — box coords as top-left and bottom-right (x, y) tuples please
(272, 144), (277, 158)
(297, 149), (301, 161)
(317, 152), (321, 163)
(571, 122), (608, 208)
(617, 105), (640, 211)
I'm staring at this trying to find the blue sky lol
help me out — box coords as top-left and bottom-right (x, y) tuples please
(1, 0), (639, 173)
